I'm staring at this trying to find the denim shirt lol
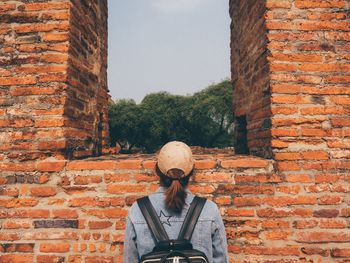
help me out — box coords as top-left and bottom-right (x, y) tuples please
(124, 187), (229, 263)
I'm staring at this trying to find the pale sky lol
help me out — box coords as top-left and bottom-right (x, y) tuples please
(108, 0), (231, 102)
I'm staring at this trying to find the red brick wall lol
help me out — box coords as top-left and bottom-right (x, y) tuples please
(0, 155), (274, 262)
(1, 0), (350, 262)
(230, 0), (350, 262)
(0, 0), (109, 162)
(66, 0), (109, 158)
(230, 0), (272, 158)
(265, 0), (350, 174)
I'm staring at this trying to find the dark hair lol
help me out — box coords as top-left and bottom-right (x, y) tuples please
(155, 165), (193, 213)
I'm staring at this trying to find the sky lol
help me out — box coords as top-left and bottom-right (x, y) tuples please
(108, 0), (231, 103)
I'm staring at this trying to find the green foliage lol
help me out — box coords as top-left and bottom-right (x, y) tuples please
(108, 80), (234, 153)
(108, 99), (142, 151)
(188, 80), (234, 147)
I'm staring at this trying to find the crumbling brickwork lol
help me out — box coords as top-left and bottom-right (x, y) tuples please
(1, 0), (350, 262)
(0, 0), (109, 162)
(0, 155), (274, 262)
(66, 0), (109, 158)
(231, 0), (350, 261)
(230, 0), (272, 158)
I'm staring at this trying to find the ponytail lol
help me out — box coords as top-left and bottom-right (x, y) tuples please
(165, 180), (186, 213)
(156, 165), (192, 213)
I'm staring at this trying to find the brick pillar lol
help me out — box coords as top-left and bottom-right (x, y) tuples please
(0, 0), (109, 161)
(230, 0), (350, 258)
(230, 0), (272, 158)
(231, 0), (350, 165)
(265, 0), (350, 175)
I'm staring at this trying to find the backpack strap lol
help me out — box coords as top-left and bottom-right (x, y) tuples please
(178, 196), (206, 241)
(137, 196), (169, 243)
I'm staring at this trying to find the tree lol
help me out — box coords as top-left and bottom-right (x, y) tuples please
(139, 92), (191, 152)
(108, 99), (142, 152)
(187, 80), (234, 147)
(108, 80), (234, 153)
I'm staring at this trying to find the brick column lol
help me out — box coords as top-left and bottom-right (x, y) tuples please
(0, 0), (109, 162)
(230, 0), (272, 158)
(230, 0), (350, 259)
(231, 0), (350, 166)
(265, 0), (350, 175)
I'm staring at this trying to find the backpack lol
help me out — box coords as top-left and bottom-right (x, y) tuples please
(137, 196), (209, 263)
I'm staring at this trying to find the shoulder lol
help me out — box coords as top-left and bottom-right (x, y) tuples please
(127, 198), (145, 224)
(199, 198), (221, 220)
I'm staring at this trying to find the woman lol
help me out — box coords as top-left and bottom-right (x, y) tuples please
(124, 141), (229, 262)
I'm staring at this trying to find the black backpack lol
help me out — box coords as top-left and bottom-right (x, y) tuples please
(137, 196), (209, 263)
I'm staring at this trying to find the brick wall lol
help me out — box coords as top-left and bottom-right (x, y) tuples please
(1, 0), (350, 262)
(265, 0), (350, 175)
(66, 0), (109, 158)
(230, 0), (350, 262)
(230, 0), (272, 158)
(0, 0), (109, 162)
(0, 155), (275, 262)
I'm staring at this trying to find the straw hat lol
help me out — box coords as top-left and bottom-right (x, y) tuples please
(157, 141), (194, 178)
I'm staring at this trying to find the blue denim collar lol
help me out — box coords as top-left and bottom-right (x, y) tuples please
(155, 186), (168, 193)
(155, 186), (192, 194)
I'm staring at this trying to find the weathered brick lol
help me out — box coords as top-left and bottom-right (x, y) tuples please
(37, 255), (65, 263)
(52, 209), (78, 219)
(134, 173), (158, 182)
(84, 208), (128, 219)
(41, 32), (69, 42)
(20, 2), (70, 11)
(74, 175), (102, 185)
(332, 248), (350, 257)
(295, 0), (346, 9)
(30, 187), (57, 197)
(294, 219), (318, 229)
(34, 118), (65, 128)
(0, 255), (33, 263)
(220, 158), (270, 168)
(257, 208), (312, 218)
(85, 256), (113, 263)
(266, 0), (292, 8)
(107, 184), (146, 194)
(40, 243), (70, 253)
(0, 243), (34, 253)
(195, 172), (234, 183)
(0, 233), (20, 241)
(2, 220), (31, 229)
(301, 247), (329, 257)
(243, 246), (300, 256)
(269, 53), (323, 63)
(33, 220), (78, 229)
(67, 160), (116, 170)
(37, 161), (66, 172)
(296, 231), (350, 243)
(318, 195), (343, 205)
(194, 159), (217, 169)
(0, 4), (16, 12)
(226, 208), (255, 217)
(320, 219), (347, 229)
(115, 159), (142, 169)
(0, 76), (37, 86)
(262, 220), (290, 229)
(88, 221), (113, 229)
(313, 209), (339, 218)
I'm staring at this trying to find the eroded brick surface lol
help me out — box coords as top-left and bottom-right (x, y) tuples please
(1, 0), (350, 262)
(0, 0), (109, 162)
(230, 0), (350, 261)
(0, 155), (276, 262)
